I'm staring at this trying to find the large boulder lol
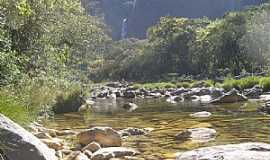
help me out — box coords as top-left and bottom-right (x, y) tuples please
(91, 147), (139, 160)
(176, 142), (270, 160)
(175, 128), (216, 142)
(210, 89), (247, 104)
(0, 114), (57, 160)
(77, 127), (122, 147)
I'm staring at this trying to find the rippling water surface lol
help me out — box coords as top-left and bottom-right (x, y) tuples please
(43, 98), (270, 159)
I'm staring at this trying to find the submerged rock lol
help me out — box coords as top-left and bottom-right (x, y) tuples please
(91, 147), (139, 160)
(118, 128), (147, 137)
(122, 103), (138, 112)
(258, 101), (270, 114)
(166, 96), (184, 104)
(41, 138), (64, 150)
(190, 111), (212, 118)
(210, 88), (247, 104)
(0, 114), (57, 160)
(176, 142), (270, 160)
(123, 91), (136, 99)
(175, 128), (216, 142)
(77, 127), (122, 147)
(64, 151), (89, 160)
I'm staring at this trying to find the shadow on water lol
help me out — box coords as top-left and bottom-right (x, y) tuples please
(43, 98), (270, 159)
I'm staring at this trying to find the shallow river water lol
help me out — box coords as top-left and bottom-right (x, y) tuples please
(43, 98), (270, 159)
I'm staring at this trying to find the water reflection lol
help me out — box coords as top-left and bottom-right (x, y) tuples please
(44, 99), (270, 159)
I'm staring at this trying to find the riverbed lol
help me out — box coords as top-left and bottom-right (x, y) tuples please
(43, 98), (270, 159)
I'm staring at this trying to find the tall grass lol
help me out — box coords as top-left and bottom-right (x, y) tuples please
(0, 76), (83, 123)
(0, 91), (31, 126)
(221, 77), (261, 91)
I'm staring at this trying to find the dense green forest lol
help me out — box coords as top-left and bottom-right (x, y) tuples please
(96, 4), (270, 81)
(1, 0), (270, 123)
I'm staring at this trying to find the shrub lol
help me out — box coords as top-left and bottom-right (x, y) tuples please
(237, 76), (260, 90)
(260, 77), (270, 92)
(221, 78), (239, 91)
(191, 80), (214, 88)
(52, 89), (84, 114)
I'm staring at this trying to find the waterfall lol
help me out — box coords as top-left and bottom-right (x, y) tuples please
(121, 18), (128, 39)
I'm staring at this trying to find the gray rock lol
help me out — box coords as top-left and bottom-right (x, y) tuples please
(64, 151), (89, 160)
(171, 88), (190, 96)
(190, 111), (212, 118)
(77, 127), (122, 147)
(118, 128), (147, 137)
(175, 128), (216, 142)
(176, 142), (270, 160)
(91, 147), (139, 160)
(166, 96), (184, 104)
(210, 87), (224, 98)
(211, 88), (247, 104)
(0, 114), (57, 160)
(123, 91), (136, 99)
(244, 85), (263, 99)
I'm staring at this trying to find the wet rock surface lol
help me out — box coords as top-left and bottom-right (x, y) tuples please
(77, 127), (122, 147)
(175, 128), (217, 142)
(91, 147), (139, 160)
(176, 142), (270, 160)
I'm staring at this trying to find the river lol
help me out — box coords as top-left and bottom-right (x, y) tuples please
(43, 98), (270, 159)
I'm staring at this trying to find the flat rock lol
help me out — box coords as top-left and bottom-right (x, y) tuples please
(176, 142), (270, 160)
(175, 128), (216, 142)
(77, 127), (121, 147)
(0, 114), (57, 160)
(91, 147), (139, 160)
(190, 111), (212, 118)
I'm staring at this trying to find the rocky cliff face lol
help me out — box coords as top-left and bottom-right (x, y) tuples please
(82, 0), (263, 39)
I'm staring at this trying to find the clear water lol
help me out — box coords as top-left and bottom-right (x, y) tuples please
(43, 98), (270, 159)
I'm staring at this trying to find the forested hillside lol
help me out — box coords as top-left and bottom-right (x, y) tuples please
(95, 3), (270, 82)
